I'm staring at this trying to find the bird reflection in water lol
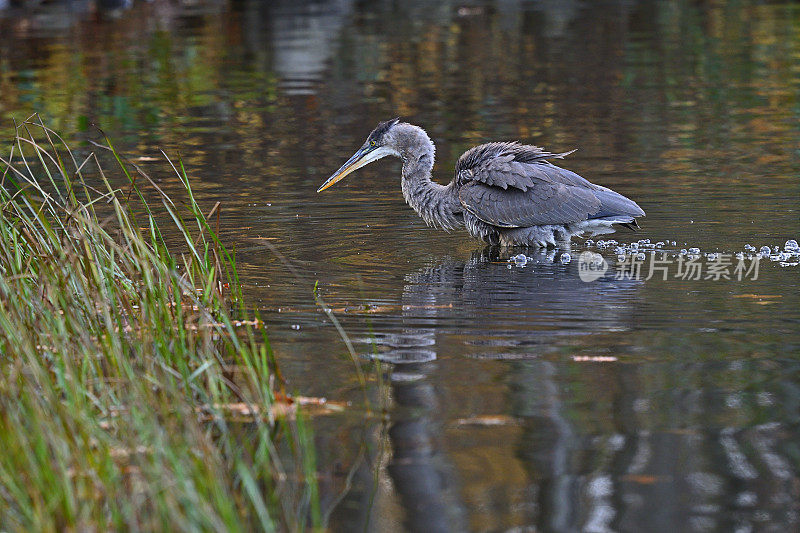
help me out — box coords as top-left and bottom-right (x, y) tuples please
(331, 248), (641, 532)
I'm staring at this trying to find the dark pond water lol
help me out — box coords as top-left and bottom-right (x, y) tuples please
(3, 1), (800, 531)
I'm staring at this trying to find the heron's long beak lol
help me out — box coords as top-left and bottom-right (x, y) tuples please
(317, 146), (393, 193)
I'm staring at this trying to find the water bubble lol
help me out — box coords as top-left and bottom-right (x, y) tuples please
(706, 253), (717, 261)
(689, 247), (700, 254)
(784, 239), (799, 252)
(636, 253), (646, 261)
(617, 255), (626, 262)
(656, 241), (665, 248)
(291, 324), (301, 330)
(759, 246), (771, 256)
(585, 239), (594, 246)
(744, 244), (756, 252)
(614, 246), (625, 255)
(680, 249), (688, 255)
(560, 253), (571, 264)
(511, 253), (528, 267)
(630, 242), (639, 250)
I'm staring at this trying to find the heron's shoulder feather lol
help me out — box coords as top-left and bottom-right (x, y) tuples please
(456, 142), (584, 192)
(456, 142), (554, 169)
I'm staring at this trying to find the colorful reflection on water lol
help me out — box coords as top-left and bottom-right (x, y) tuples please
(2, 1), (800, 531)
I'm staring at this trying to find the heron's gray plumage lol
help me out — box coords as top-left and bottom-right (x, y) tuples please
(319, 120), (645, 248)
(383, 122), (462, 232)
(456, 142), (578, 191)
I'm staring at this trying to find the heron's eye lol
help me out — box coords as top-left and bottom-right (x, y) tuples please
(370, 140), (376, 146)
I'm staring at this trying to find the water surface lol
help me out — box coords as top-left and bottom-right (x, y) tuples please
(2, 1), (800, 531)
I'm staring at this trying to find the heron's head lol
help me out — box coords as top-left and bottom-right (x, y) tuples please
(317, 117), (402, 193)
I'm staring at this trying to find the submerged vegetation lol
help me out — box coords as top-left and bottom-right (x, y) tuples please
(0, 116), (319, 531)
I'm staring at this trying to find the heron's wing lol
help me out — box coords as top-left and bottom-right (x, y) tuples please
(455, 142), (644, 227)
(458, 180), (605, 227)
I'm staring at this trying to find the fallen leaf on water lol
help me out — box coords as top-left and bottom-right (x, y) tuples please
(572, 356), (618, 362)
(732, 294), (782, 306)
(198, 396), (348, 421)
(454, 415), (521, 427)
(401, 303), (454, 311)
(621, 474), (671, 484)
(756, 154), (785, 165)
(664, 428), (699, 435)
(329, 303), (454, 314)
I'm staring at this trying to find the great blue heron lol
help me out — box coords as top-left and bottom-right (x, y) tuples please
(317, 118), (645, 247)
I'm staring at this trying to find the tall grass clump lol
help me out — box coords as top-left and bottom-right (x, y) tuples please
(0, 116), (319, 531)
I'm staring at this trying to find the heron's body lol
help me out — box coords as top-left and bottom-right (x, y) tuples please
(318, 119), (645, 247)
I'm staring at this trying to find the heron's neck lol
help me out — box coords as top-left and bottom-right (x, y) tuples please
(392, 124), (461, 231)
